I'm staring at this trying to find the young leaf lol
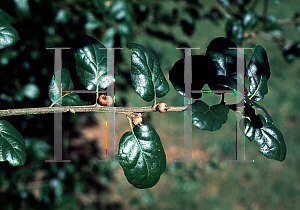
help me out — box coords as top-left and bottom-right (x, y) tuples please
(191, 100), (229, 131)
(126, 43), (169, 102)
(0, 120), (26, 166)
(0, 18), (19, 49)
(118, 125), (166, 189)
(72, 34), (118, 91)
(168, 55), (209, 99)
(48, 68), (88, 106)
(246, 45), (271, 101)
(241, 115), (286, 161)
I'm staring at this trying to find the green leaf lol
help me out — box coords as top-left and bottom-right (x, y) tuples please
(191, 100), (229, 131)
(126, 43), (169, 102)
(206, 37), (238, 77)
(242, 9), (257, 29)
(0, 9), (17, 24)
(118, 125), (166, 189)
(246, 45), (270, 101)
(251, 101), (273, 123)
(48, 68), (88, 106)
(206, 37), (247, 94)
(0, 18), (19, 49)
(169, 55), (209, 99)
(0, 120), (26, 166)
(241, 115), (286, 161)
(225, 19), (244, 45)
(218, 0), (230, 8)
(13, 0), (30, 18)
(110, 0), (132, 21)
(103, 27), (117, 48)
(264, 15), (282, 35)
(72, 34), (118, 91)
(85, 12), (102, 31)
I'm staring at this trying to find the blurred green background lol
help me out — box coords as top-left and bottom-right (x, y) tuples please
(0, 0), (299, 209)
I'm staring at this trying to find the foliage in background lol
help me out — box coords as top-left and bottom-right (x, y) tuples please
(0, 0), (299, 209)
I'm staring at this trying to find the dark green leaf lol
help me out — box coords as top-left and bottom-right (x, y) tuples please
(117, 20), (133, 44)
(127, 43), (169, 102)
(110, 0), (132, 21)
(246, 45), (270, 101)
(241, 115), (286, 161)
(205, 37), (246, 93)
(180, 14), (195, 36)
(206, 37), (238, 77)
(264, 15), (282, 35)
(251, 101), (273, 123)
(118, 125), (166, 189)
(191, 100), (229, 131)
(225, 19), (244, 45)
(208, 75), (237, 92)
(14, 0), (30, 18)
(0, 9), (17, 23)
(242, 9), (257, 29)
(169, 55), (209, 99)
(0, 120), (26, 166)
(48, 68), (88, 106)
(103, 27), (117, 47)
(72, 34), (118, 91)
(218, 0), (230, 8)
(85, 12), (102, 31)
(0, 19), (19, 49)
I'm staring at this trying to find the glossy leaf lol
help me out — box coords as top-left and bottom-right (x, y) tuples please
(246, 45), (270, 101)
(0, 18), (19, 49)
(72, 34), (118, 91)
(205, 37), (243, 93)
(118, 125), (166, 189)
(251, 101), (273, 123)
(0, 120), (26, 166)
(127, 43), (169, 102)
(49, 68), (88, 106)
(191, 100), (229, 131)
(169, 55), (209, 99)
(206, 37), (238, 77)
(241, 115), (286, 161)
